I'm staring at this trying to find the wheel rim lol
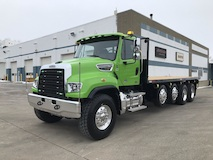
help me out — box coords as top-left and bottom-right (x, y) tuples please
(172, 86), (178, 101)
(182, 88), (187, 101)
(159, 88), (167, 104)
(95, 104), (112, 130)
(190, 86), (195, 99)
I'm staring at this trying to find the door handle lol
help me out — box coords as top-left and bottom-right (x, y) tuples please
(135, 67), (139, 75)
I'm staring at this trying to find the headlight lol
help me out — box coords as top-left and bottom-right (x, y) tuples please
(33, 78), (39, 89)
(67, 82), (82, 92)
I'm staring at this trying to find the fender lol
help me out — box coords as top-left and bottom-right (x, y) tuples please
(88, 85), (119, 99)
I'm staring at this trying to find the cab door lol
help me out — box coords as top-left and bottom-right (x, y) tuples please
(115, 39), (140, 86)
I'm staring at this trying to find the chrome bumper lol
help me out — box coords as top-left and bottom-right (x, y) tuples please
(28, 93), (81, 118)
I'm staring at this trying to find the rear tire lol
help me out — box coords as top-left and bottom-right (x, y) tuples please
(34, 108), (62, 123)
(176, 84), (188, 105)
(187, 83), (196, 102)
(154, 85), (168, 107)
(168, 83), (178, 104)
(79, 94), (117, 140)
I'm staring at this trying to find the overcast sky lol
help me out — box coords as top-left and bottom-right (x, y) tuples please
(0, 0), (212, 56)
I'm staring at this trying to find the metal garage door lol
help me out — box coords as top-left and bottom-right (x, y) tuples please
(25, 59), (33, 79)
(61, 53), (74, 60)
(11, 61), (17, 82)
(41, 56), (51, 66)
(0, 62), (6, 80)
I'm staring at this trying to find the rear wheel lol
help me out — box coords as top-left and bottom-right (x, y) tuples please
(79, 94), (117, 140)
(168, 83), (178, 104)
(154, 85), (168, 107)
(187, 83), (196, 102)
(34, 108), (62, 123)
(176, 84), (188, 105)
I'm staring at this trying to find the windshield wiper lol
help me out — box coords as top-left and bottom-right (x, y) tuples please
(87, 55), (100, 57)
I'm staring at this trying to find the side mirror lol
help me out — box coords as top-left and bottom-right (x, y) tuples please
(133, 52), (141, 60)
(133, 45), (141, 53)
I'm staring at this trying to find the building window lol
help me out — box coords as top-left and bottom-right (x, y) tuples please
(191, 69), (197, 72)
(141, 23), (189, 47)
(141, 23), (147, 30)
(168, 34), (174, 40)
(160, 31), (166, 37)
(157, 29), (160, 34)
(181, 40), (186, 45)
(198, 69), (203, 79)
(150, 26), (157, 34)
(175, 37), (180, 43)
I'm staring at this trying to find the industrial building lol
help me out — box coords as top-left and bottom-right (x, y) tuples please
(0, 9), (209, 86)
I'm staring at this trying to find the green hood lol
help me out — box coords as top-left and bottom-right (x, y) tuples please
(63, 57), (117, 98)
(63, 57), (114, 75)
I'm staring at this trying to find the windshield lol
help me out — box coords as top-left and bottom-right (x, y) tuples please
(75, 36), (118, 60)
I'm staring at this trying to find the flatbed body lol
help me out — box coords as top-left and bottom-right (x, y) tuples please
(148, 76), (198, 84)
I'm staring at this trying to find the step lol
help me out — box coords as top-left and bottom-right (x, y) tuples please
(128, 105), (147, 112)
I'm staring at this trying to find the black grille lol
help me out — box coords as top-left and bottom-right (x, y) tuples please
(38, 69), (65, 98)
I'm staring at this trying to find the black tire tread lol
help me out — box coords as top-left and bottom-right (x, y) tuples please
(79, 94), (116, 140)
(167, 84), (178, 104)
(187, 83), (196, 102)
(176, 84), (188, 105)
(78, 98), (93, 139)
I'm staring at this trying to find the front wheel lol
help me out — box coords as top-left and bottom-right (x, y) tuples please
(34, 108), (62, 123)
(79, 94), (117, 140)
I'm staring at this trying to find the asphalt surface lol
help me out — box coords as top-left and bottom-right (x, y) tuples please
(0, 82), (213, 160)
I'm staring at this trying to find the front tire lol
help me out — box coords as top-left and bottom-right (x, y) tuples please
(34, 108), (62, 123)
(79, 94), (117, 140)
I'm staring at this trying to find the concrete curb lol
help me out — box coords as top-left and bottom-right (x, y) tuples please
(198, 85), (212, 89)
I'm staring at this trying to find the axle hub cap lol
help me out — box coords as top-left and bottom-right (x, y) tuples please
(183, 89), (187, 101)
(191, 87), (195, 99)
(172, 87), (178, 101)
(159, 88), (167, 104)
(95, 104), (112, 130)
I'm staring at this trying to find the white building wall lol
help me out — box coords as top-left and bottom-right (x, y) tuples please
(192, 44), (208, 55)
(0, 39), (20, 48)
(0, 50), (6, 79)
(192, 54), (208, 81)
(192, 54), (208, 68)
(0, 62), (6, 79)
(1, 15), (117, 81)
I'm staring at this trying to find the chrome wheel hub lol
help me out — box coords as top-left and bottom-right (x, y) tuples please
(159, 88), (167, 104)
(183, 89), (187, 101)
(172, 87), (178, 101)
(95, 104), (112, 130)
(191, 87), (195, 99)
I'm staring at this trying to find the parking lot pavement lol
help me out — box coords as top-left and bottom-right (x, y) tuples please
(0, 82), (213, 160)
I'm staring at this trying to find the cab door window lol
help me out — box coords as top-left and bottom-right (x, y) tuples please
(121, 39), (134, 60)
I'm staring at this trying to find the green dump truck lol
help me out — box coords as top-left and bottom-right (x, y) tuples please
(28, 32), (198, 140)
